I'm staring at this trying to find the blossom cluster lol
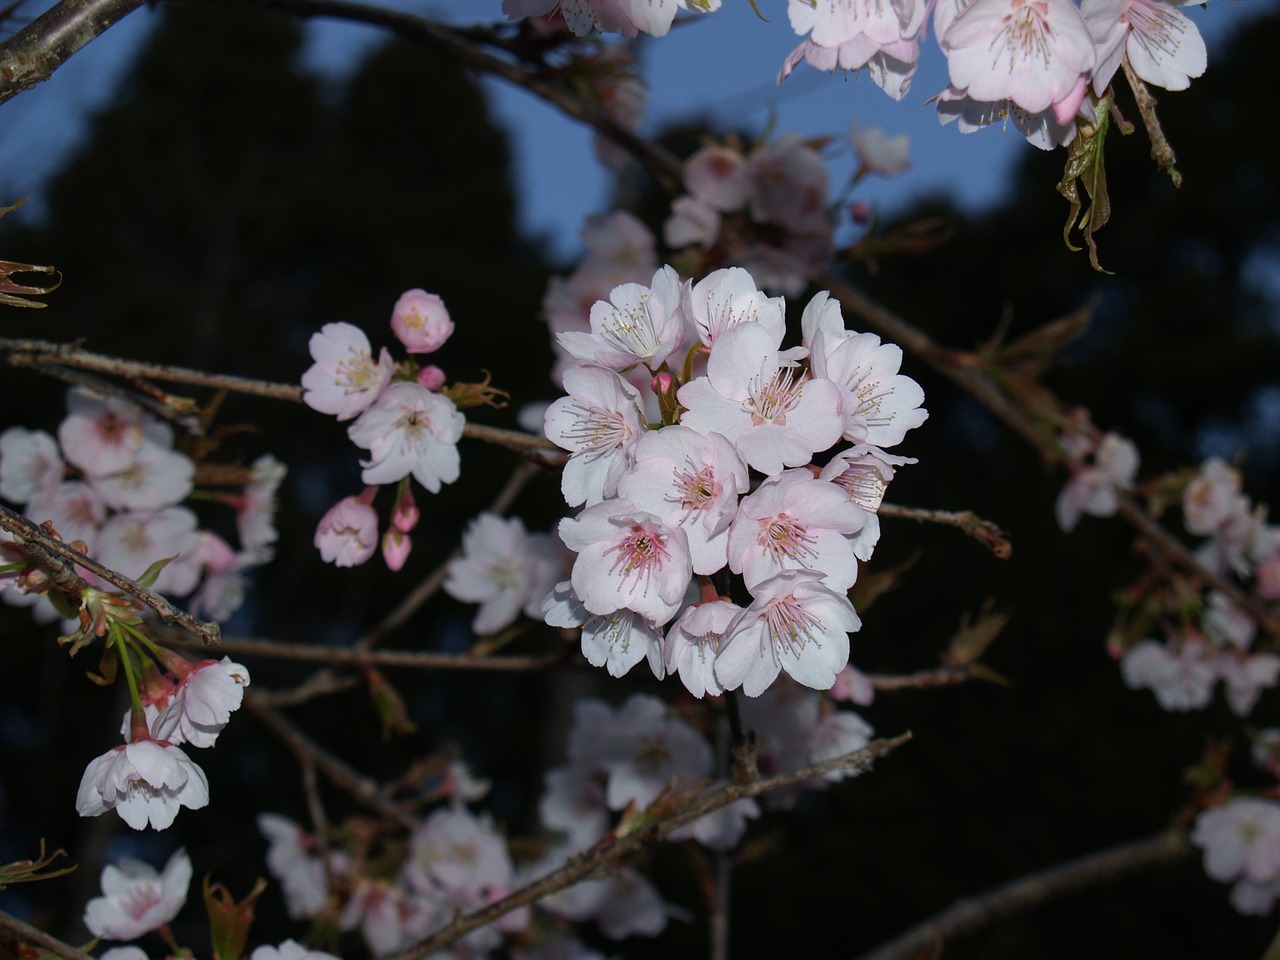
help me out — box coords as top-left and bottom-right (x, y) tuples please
(1192, 796), (1280, 916)
(0, 387), (284, 623)
(302, 289), (463, 571)
(1111, 457), (1280, 716)
(76, 655), (251, 830)
(540, 263), (926, 697)
(504, 0), (1208, 154)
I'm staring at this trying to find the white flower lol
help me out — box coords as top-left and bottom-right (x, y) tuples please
(76, 740), (210, 831)
(850, 121), (912, 176)
(83, 848), (192, 940)
(557, 265), (686, 372)
(445, 513), (539, 635)
(1083, 0), (1205, 94)
(544, 363), (648, 507)
(1192, 798), (1280, 885)
(347, 381), (465, 492)
(154, 657), (251, 748)
(0, 427), (63, 503)
(301, 322), (393, 421)
(716, 569), (860, 696)
(665, 599), (741, 699)
(1120, 638), (1215, 711)
(683, 267), (786, 349)
(251, 940), (343, 960)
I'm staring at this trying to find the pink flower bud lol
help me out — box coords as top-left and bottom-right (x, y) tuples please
(393, 486), (420, 533)
(849, 202), (872, 225)
(382, 528), (412, 572)
(391, 289), (454, 354)
(417, 364), (446, 391)
(650, 372), (675, 395)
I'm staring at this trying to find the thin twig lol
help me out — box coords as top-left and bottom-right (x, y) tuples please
(867, 665), (977, 692)
(170, 634), (564, 671)
(355, 460), (546, 651)
(0, 907), (98, 960)
(391, 733), (911, 960)
(0, 503), (221, 644)
(852, 829), (1191, 960)
(1122, 61), (1181, 186)
(0, 0), (148, 107)
(245, 692), (419, 831)
(300, 754), (337, 893)
(710, 848), (731, 960)
(249, 671), (361, 708)
(879, 502), (1012, 559)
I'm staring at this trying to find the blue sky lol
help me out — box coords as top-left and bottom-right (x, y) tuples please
(0, 0), (1271, 258)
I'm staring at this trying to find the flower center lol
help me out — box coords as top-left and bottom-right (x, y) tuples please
(337, 347), (381, 394)
(832, 464), (888, 512)
(606, 524), (670, 593)
(758, 514), (818, 564)
(561, 401), (634, 458)
(761, 595), (825, 660)
(671, 462), (721, 521)
(748, 366), (804, 426)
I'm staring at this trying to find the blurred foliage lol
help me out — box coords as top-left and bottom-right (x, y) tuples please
(0, 3), (1278, 959)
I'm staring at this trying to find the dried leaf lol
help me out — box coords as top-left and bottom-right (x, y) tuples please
(1057, 98), (1114, 274)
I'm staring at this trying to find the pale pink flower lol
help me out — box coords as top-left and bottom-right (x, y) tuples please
(683, 144), (750, 211)
(259, 813), (347, 919)
(1055, 432), (1139, 532)
(347, 381), (464, 492)
(727, 470), (865, 592)
(748, 134), (830, 235)
(539, 766), (610, 849)
(788, 0), (926, 48)
(684, 267), (787, 349)
(557, 266), (686, 372)
(666, 599), (741, 698)
(238, 454), (287, 552)
(587, 693), (713, 811)
(715, 569), (860, 696)
(83, 848), (192, 941)
(1230, 876), (1280, 916)
(1183, 457), (1245, 536)
(663, 195), (721, 249)
(153, 657), (250, 749)
(667, 786), (760, 849)
(802, 291), (928, 448)
(1219, 652), (1280, 717)
(581, 608), (667, 678)
(1205, 591), (1257, 650)
(616, 425), (749, 575)
(57, 388), (151, 476)
(678, 322), (844, 477)
(544, 363), (648, 507)
(820, 444), (915, 560)
(830, 663), (877, 705)
(99, 949), (150, 960)
(851, 120), (912, 176)
(404, 807), (513, 899)
(0, 427), (63, 503)
(1083, 0), (1205, 94)
(391, 288), (454, 354)
(779, 35), (920, 101)
(559, 499), (692, 624)
(1192, 798), (1280, 884)
(76, 740), (210, 830)
(807, 710), (875, 782)
(942, 0), (1096, 115)
(314, 496), (379, 567)
(25, 479), (106, 551)
(446, 513), (537, 634)
(538, 861), (667, 939)
(339, 880), (437, 958)
(301, 322), (393, 421)
(96, 507), (203, 596)
(90, 431), (194, 512)
(933, 85), (1079, 150)
(1120, 637), (1215, 710)
(251, 940), (342, 960)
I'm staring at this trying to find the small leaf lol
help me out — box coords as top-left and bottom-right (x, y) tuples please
(1057, 97), (1115, 274)
(205, 875), (268, 960)
(136, 554), (177, 589)
(0, 840), (75, 891)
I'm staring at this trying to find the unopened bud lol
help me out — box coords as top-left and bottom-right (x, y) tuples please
(417, 364), (446, 391)
(382, 528), (412, 572)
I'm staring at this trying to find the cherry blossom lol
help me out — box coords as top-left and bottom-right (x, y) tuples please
(76, 739), (210, 830)
(238, 453), (287, 552)
(445, 512), (539, 634)
(390, 288), (454, 354)
(83, 848), (192, 941)
(250, 941), (342, 960)
(57, 388), (152, 476)
(779, 35), (921, 102)
(1120, 637), (1216, 711)
(1183, 457), (1246, 536)
(559, 499), (692, 624)
(89, 429), (194, 512)
(683, 267), (786, 349)
(544, 363), (648, 507)
(95, 506), (203, 596)
(664, 194), (721, 249)
(404, 807), (513, 900)
(933, 85), (1079, 150)
(539, 766), (611, 849)
(24, 480), (107, 551)
(1192, 798), (1280, 885)
(616, 425), (749, 575)
(301, 321), (394, 421)
(820, 444), (914, 560)
(314, 495), (379, 567)
(153, 656), (251, 748)
(727, 469), (864, 591)
(808, 710), (875, 782)
(851, 120), (912, 176)
(347, 381), (465, 491)
(1055, 431), (1139, 532)
(715, 569), (860, 696)
(0, 426), (63, 503)
(557, 265), (686, 372)
(1220, 653), (1280, 717)
(747, 134), (831, 236)
(678, 321), (843, 476)
(1083, 0), (1205, 94)
(665, 599), (741, 698)
(683, 143), (750, 211)
(259, 813), (348, 919)
(941, 0), (1096, 116)
(582, 608), (667, 678)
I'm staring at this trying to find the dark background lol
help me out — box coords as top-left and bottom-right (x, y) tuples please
(1, 4), (1279, 957)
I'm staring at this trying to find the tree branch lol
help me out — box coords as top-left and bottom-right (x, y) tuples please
(0, 907), (98, 960)
(170, 634), (565, 672)
(0, 502), (221, 644)
(852, 828), (1191, 960)
(0, 0), (147, 107)
(878, 502), (1012, 559)
(391, 732), (912, 960)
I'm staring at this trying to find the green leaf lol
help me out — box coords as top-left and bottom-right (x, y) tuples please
(136, 554), (177, 589)
(1057, 97), (1114, 274)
